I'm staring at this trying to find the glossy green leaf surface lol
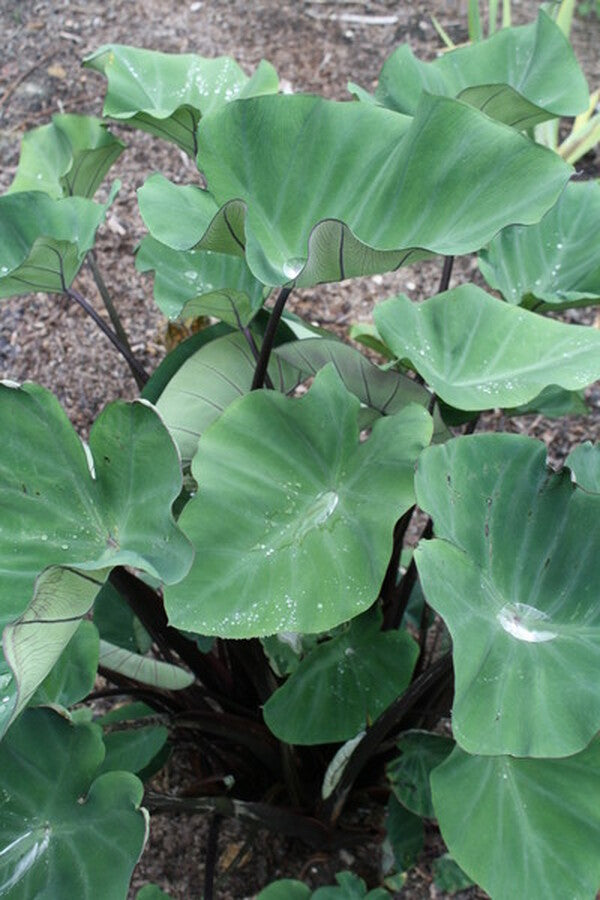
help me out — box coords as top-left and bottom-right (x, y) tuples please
(32, 619), (99, 708)
(350, 12), (588, 128)
(0, 189), (116, 297)
(263, 610), (418, 744)
(415, 434), (600, 757)
(98, 640), (194, 690)
(135, 234), (266, 323)
(431, 742), (600, 900)
(8, 114), (125, 199)
(566, 442), (600, 493)
(97, 725), (168, 776)
(93, 578), (150, 652)
(84, 44), (278, 156)
(0, 385), (191, 625)
(0, 567), (107, 739)
(156, 330), (301, 466)
(374, 286), (600, 411)
(144, 92), (569, 287)
(387, 730), (454, 818)
(479, 180), (600, 309)
(164, 366), (432, 637)
(0, 708), (148, 899)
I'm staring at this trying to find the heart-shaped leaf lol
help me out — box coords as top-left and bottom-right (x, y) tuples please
(263, 609), (418, 744)
(387, 730), (454, 818)
(142, 93), (569, 287)
(431, 741), (600, 900)
(415, 434), (600, 757)
(84, 44), (278, 156)
(0, 708), (148, 899)
(350, 12), (588, 128)
(0, 187), (117, 296)
(374, 285), (600, 411)
(479, 180), (600, 309)
(0, 384), (191, 622)
(156, 330), (302, 466)
(164, 366), (433, 637)
(135, 234), (267, 323)
(8, 114), (125, 199)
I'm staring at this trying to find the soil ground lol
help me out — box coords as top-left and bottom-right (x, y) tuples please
(1, 0), (599, 897)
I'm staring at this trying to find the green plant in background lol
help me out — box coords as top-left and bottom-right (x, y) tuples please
(0, 6), (599, 899)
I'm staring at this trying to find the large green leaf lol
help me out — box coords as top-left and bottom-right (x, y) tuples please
(155, 330), (302, 467)
(479, 180), (600, 309)
(8, 114), (125, 199)
(84, 44), (278, 156)
(350, 12), (588, 128)
(0, 708), (148, 899)
(141, 92), (569, 287)
(387, 730), (454, 818)
(0, 188), (116, 297)
(1, 567), (107, 738)
(431, 741), (600, 900)
(97, 724), (168, 776)
(374, 285), (600, 411)
(164, 366), (432, 637)
(263, 609), (418, 744)
(135, 234), (266, 323)
(415, 434), (600, 757)
(0, 384), (192, 625)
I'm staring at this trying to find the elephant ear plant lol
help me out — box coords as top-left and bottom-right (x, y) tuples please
(1, 10), (599, 898)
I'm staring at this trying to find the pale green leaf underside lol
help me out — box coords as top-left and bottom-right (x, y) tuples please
(387, 730), (454, 818)
(98, 640), (194, 690)
(566, 442), (600, 494)
(479, 180), (600, 309)
(263, 610), (418, 744)
(351, 11), (588, 128)
(0, 188), (116, 297)
(0, 567), (107, 740)
(0, 384), (192, 627)
(135, 234), (266, 323)
(0, 708), (148, 899)
(374, 285), (600, 411)
(415, 434), (600, 757)
(156, 331), (302, 466)
(144, 92), (569, 287)
(164, 366), (433, 637)
(432, 742), (600, 900)
(8, 113), (125, 199)
(33, 619), (99, 708)
(84, 44), (278, 156)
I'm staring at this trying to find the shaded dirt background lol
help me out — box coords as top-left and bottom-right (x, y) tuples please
(1, 0), (599, 897)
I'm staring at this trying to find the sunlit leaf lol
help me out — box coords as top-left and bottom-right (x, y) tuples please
(164, 366), (432, 637)
(84, 44), (278, 156)
(8, 114), (125, 199)
(141, 93), (569, 287)
(374, 285), (600, 410)
(415, 434), (600, 757)
(479, 180), (600, 309)
(350, 12), (588, 128)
